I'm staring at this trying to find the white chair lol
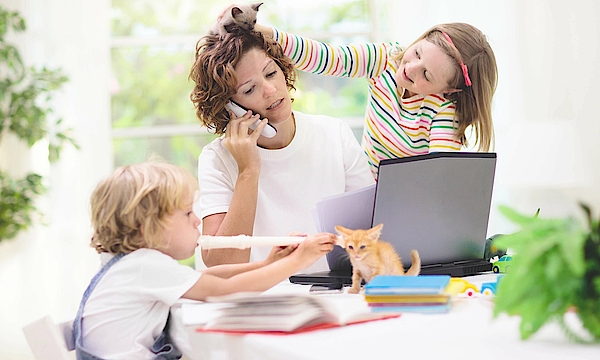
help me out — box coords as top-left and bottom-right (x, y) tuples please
(22, 316), (75, 360)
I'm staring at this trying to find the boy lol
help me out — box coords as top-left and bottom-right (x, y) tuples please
(74, 162), (335, 359)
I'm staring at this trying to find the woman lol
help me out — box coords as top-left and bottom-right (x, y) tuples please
(189, 29), (374, 272)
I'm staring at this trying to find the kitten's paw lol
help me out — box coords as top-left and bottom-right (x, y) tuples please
(348, 287), (361, 294)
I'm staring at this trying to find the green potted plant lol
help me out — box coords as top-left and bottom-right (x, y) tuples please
(0, 5), (77, 242)
(493, 204), (600, 342)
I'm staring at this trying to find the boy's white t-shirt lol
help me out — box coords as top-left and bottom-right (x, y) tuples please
(81, 248), (201, 360)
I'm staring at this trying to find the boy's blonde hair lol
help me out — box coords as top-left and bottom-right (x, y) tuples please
(89, 162), (199, 254)
(393, 22), (498, 152)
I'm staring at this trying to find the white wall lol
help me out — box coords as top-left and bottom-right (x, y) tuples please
(0, 0), (111, 358)
(388, 0), (599, 234)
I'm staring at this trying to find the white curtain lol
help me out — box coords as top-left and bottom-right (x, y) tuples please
(0, 0), (111, 358)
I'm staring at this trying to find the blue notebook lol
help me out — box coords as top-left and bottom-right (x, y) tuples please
(364, 275), (451, 295)
(369, 303), (451, 314)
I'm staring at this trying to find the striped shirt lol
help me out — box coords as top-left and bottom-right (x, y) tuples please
(273, 29), (461, 178)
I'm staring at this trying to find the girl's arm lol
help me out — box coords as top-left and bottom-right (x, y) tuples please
(256, 24), (394, 80)
(182, 233), (336, 300)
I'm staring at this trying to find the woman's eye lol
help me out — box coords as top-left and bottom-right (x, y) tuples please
(415, 49), (420, 58)
(424, 70), (429, 81)
(266, 70), (277, 78)
(243, 87), (253, 95)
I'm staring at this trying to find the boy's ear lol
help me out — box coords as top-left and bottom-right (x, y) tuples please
(442, 88), (462, 95)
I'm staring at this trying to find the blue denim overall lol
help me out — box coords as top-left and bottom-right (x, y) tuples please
(73, 253), (182, 360)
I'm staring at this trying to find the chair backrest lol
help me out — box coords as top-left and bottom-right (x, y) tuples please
(22, 316), (75, 360)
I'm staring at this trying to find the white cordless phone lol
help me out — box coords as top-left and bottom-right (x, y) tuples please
(225, 101), (277, 138)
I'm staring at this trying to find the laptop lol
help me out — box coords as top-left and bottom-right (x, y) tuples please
(290, 152), (497, 285)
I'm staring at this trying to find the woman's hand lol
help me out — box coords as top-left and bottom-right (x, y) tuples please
(223, 110), (269, 174)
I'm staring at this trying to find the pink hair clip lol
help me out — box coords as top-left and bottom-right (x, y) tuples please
(441, 31), (472, 87)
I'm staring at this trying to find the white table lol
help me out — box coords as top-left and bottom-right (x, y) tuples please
(176, 273), (600, 360)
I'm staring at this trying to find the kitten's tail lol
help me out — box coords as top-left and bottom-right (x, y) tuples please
(405, 250), (421, 276)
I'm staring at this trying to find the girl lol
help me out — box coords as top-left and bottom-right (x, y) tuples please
(74, 162), (336, 359)
(255, 23), (498, 178)
(188, 29), (374, 270)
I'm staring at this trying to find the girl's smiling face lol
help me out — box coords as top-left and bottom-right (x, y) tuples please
(231, 48), (293, 127)
(395, 39), (457, 97)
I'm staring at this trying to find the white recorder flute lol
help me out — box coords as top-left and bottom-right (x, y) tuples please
(197, 235), (306, 249)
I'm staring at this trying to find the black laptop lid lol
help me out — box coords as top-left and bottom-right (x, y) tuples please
(372, 152), (496, 266)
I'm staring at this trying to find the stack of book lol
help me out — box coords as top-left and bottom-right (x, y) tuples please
(364, 275), (452, 314)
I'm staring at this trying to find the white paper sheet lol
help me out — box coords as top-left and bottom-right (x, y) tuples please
(312, 184), (376, 233)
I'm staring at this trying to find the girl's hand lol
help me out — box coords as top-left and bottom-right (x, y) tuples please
(223, 110), (269, 174)
(264, 244), (298, 265)
(291, 233), (336, 269)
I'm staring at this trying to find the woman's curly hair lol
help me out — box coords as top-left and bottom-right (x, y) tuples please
(189, 28), (296, 135)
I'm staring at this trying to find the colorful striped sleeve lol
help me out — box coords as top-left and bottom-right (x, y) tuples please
(273, 28), (394, 80)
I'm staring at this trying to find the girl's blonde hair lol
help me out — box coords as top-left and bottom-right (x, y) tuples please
(89, 162), (199, 254)
(394, 23), (498, 151)
(189, 28), (297, 135)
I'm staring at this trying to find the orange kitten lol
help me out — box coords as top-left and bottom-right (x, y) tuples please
(335, 223), (421, 294)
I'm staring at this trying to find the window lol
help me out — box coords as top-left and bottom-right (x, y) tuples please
(110, 0), (384, 173)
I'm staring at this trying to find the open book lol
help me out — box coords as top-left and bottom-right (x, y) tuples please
(182, 292), (399, 334)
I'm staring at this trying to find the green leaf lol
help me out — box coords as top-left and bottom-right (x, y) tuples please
(0, 6), (26, 40)
(545, 250), (563, 281)
(498, 205), (540, 227)
(557, 230), (587, 276)
(575, 299), (600, 341)
(580, 202), (593, 229)
(0, 170), (46, 241)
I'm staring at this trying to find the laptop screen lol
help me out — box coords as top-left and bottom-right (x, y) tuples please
(372, 152), (497, 266)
